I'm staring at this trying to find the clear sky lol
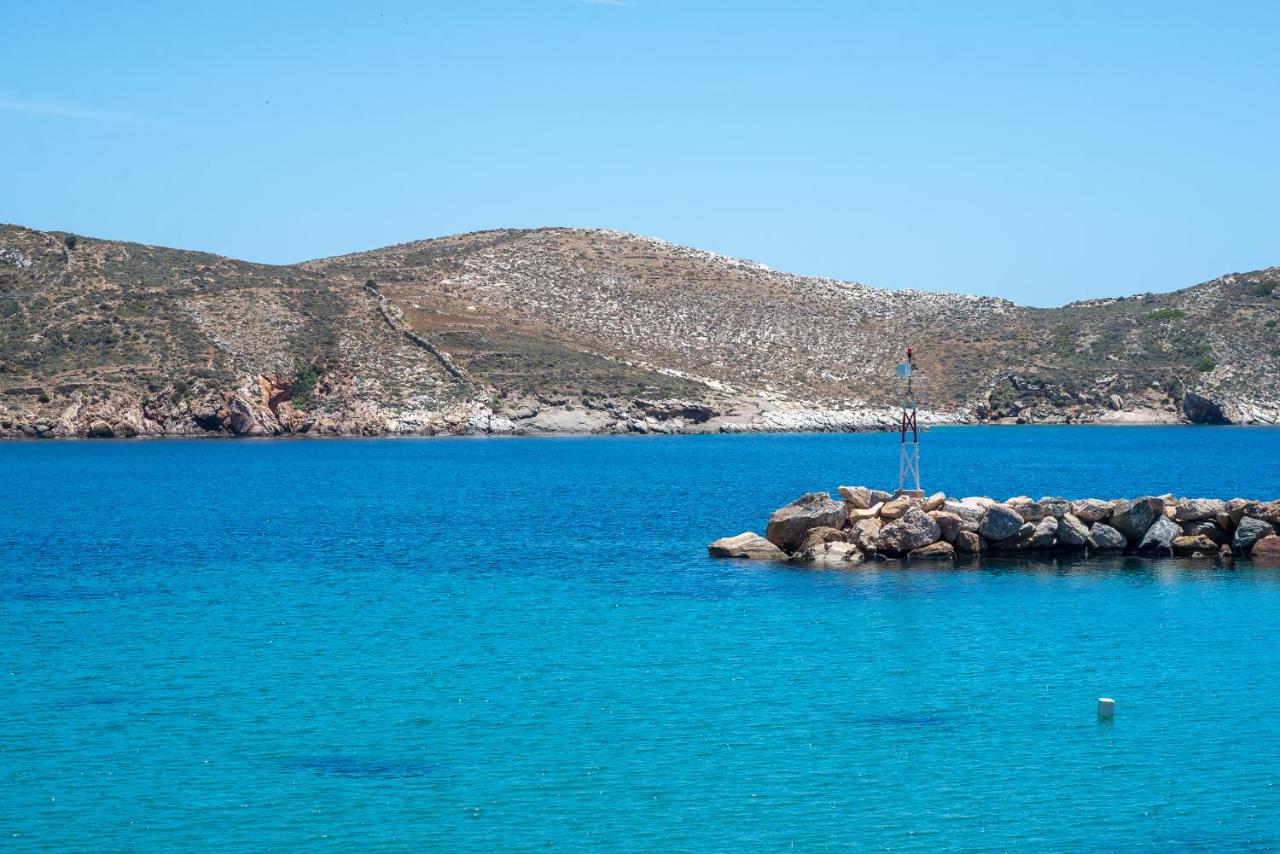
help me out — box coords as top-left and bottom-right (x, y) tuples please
(2, 1), (1277, 306)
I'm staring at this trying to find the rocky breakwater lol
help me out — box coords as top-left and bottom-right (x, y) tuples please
(708, 489), (1280, 566)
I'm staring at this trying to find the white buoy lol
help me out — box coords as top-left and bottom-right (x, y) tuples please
(1097, 697), (1115, 719)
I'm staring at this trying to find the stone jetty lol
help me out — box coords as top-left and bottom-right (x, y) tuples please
(708, 488), (1280, 565)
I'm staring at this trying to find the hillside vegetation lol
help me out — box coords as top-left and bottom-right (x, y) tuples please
(1, 224), (1277, 437)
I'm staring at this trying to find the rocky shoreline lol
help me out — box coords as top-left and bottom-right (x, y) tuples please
(710, 489), (1280, 565)
(5, 383), (1271, 439)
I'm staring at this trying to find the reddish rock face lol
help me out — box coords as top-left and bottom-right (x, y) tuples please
(928, 511), (963, 543)
(1252, 535), (1280, 563)
(1070, 499), (1113, 524)
(955, 531), (984, 554)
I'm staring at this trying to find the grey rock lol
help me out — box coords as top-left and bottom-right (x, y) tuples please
(868, 489), (894, 505)
(765, 492), (846, 551)
(1056, 513), (1090, 547)
(990, 522), (1036, 551)
(1235, 517), (1276, 554)
(876, 507), (942, 556)
(1087, 523), (1127, 551)
(928, 511), (964, 543)
(955, 530), (984, 553)
(1182, 391), (1228, 424)
(1110, 497), (1163, 542)
(1031, 516), (1059, 550)
(979, 504), (1024, 541)
(851, 517), (882, 554)
(708, 532), (787, 560)
(942, 500), (985, 532)
(1138, 516), (1181, 555)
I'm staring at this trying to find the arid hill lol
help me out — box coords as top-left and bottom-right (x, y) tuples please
(1, 224), (1277, 437)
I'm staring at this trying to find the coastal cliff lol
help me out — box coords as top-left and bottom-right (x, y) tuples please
(711, 490), (1280, 564)
(2, 223), (1278, 438)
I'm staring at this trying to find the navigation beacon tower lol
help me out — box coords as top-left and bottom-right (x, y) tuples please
(894, 346), (925, 498)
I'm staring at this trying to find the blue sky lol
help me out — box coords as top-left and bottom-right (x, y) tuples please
(2, 1), (1277, 306)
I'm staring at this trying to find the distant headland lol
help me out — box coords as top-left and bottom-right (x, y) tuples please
(1, 223), (1277, 439)
(710, 490), (1280, 565)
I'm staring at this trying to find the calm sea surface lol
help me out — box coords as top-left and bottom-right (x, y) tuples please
(3, 426), (1280, 851)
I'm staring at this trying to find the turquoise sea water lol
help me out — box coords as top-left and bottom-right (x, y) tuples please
(3, 426), (1280, 851)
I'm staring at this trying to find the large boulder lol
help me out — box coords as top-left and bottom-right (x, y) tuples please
(850, 517), (882, 554)
(1110, 497), (1163, 543)
(942, 500), (985, 532)
(765, 492), (847, 551)
(910, 541), (955, 560)
(708, 532), (787, 560)
(876, 507), (942, 556)
(1056, 513), (1090, 548)
(1173, 534), (1219, 557)
(1174, 498), (1225, 523)
(1087, 523), (1127, 551)
(1070, 499), (1113, 524)
(1138, 516), (1181, 556)
(1252, 535), (1280, 562)
(928, 511), (964, 543)
(955, 531), (984, 554)
(838, 485), (871, 509)
(1031, 516), (1059, 550)
(979, 504), (1024, 541)
(1234, 517), (1276, 555)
